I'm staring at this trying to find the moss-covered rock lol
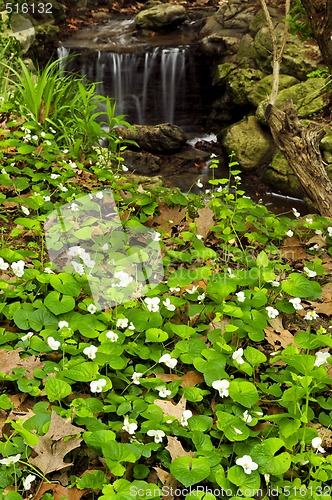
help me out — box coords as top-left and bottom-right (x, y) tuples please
(227, 68), (265, 106)
(256, 78), (328, 123)
(235, 34), (258, 69)
(212, 62), (237, 86)
(263, 151), (303, 197)
(254, 26), (322, 80)
(248, 74), (299, 107)
(218, 115), (275, 171)
(135, 4), (186, 30)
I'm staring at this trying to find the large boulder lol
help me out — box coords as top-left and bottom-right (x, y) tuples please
(263, 151), (304, 197)
(227, 68), (265, 106)
(254, 26), (323, 79)
(135, 4), (186, 30)
(115, 123), (188, 153)
(256, 78), (328, 123)
(218, 115), (275, 171)
(248, 74), (299, 107)
(7, 14), (35, 53)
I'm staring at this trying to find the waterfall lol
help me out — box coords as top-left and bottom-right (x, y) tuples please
(57, 45), (210, 132)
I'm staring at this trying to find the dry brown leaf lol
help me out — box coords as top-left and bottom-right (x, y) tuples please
(30, 411), (84, 474)
(306, 234), (326, 249)
(34, 483), (88, 500)
(280, 236), (307, 261)
(153, 467), (179, 500)
(195, 205), (215, 239)
(155, 370), (204, 387)
(154, 396), (186, 421)
(309, 300), (332, 316)
(0, 349), (44, 378)
(165, 436), (194, 461)
(153, 203), (187, 233)
(264, 317), (296, 349)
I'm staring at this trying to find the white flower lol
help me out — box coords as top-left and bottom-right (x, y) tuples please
(305, 218), (313, 224)
(232, 347), (245, 364)
(197, 293), (205, 302)
(44, 267), (54, 274)
(128, 322), (135, 330)
(83, 345), (98, 359)
(43, 196), (51, 202)
(90, 378), (107, 393)
(227, 267), (235, 278)
(234, 175), (241, 182)
(181, 409), (193, 427)
(71, 261), (85, 275)
(311, 436), (325, 453)
(236, 455), (259, 474)
(122, 164), (129, 172)
(131, 372), (143, 385)
(95, 191), (103, 199)
(116, 318), (129, 329)
(0, 257), (9, 270)
(233, 427), (243, 434)
(159, 353), (177, 369)
(242, 410), (252, 423)
(236, 291), (245, 302)
(122, 416), (137, 435)
(67, 246), (84, 258)
(32, 135), (38, 141)
(286, 230), (294, 237)
(147, 429), (165, 443)
(21, 332), (34, 341)
(70, 202), (79, 212)
(292, 208), (300, 218)
(106, 331), (119, 342)
(1, 168), (7, 174)
(68, 160), (77, 169)
(23, 474), (36, 490)
(149, 231), (161, 242)
(0, 454), (21, 466)
(41, 131), (46, 137)
(58, 183), (68, 192)
(314, 351), (330, 367)
(156, 386), (172, 398)
(303, 266), (317, 278)
(162, 298), (176, 311)
(304, 310), (319, 320)
(87, 303), (97, 314)
(309, 244), (319, 251)
(169, 286), (180, 292)
(266, 306), (279, 319)
(50, 173), (60, 179)
(49, 127), (56, 134)
(186, 286), (198, 294)
(21, 205), (30, 215)
(327, 226), (332, 237)
(114, 270), (133, 287)
(212, 379), (230, 398)
(11, 260), (25, 277)
(196, 178), (203, 188)
(315, 229), (322, 235)
(196, 234), (203, 240)
(289, 297), (303, 310)
(45, 140), (52, 146)
(270, 281), (280, 287)
(58, 320), (69, 329)
(47, 336), (61, 350)
(144, 297), (160, 312)
(102, 243), (109, 250)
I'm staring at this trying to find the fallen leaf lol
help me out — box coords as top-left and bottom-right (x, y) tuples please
(155, 370), (203, 387)
(153, 467), (179, 500)
(280, 236), (307, 261)
(195, 205), (215, 238)
(34, 483), (87, 500)
(0, 349), (44, 378)
(152, 203), (187, 233)
(154, 396), (186, 421)
(264, 317), (296, 349)
(165, 436), (194, 461)
(30, 411), (84, 474)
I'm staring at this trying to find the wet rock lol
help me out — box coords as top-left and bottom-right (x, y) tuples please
(115, 123), (188, 153)
(122, 151), (161, 175)
(135, 4), (187, 30)
(256, 78), (328, 123)
(227, 68), (264, 106)
(219, 115), (275, 171)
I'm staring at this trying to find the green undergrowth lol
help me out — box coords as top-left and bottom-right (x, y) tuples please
(0, 60), (332, 500)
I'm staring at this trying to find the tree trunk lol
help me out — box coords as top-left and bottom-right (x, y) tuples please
(265, 100), (332, 216)
(301, 0), (332, 75)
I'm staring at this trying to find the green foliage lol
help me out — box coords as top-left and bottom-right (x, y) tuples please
(0, 56), (332, 499)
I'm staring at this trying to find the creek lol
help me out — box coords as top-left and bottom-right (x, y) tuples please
(57, 17), (307, 215)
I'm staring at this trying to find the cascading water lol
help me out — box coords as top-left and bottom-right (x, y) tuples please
(57, 44), (210, 133)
